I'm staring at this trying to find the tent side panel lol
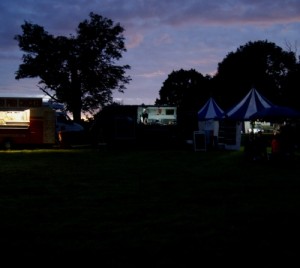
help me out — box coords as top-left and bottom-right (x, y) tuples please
(218, 121), (242, 150)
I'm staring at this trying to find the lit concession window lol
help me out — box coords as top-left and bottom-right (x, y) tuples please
(0, 109), (30, 127)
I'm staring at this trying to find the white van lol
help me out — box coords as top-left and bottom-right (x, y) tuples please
(55, 112), (84, 133)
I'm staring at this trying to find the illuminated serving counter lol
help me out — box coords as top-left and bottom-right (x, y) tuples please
(0, 110), (30, 129)
(0, 124), (29, 129)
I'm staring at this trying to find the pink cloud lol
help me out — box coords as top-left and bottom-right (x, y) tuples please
(154, 33), (172, 46)
(136, 70), (165, 78)
(126, 33), (144, 49)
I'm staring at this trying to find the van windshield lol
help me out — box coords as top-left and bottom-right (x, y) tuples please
(57, 113), (72, 124)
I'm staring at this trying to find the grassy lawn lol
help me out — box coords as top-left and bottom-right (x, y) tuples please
(1, 146), (300, 263)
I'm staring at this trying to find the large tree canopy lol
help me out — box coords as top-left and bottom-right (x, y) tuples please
(155, 69), (211, 111)
(15, 12), (131, 122)
(213, 40), (299, 110)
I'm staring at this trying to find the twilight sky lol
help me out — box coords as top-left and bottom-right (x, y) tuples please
(0, 0), (300, 105)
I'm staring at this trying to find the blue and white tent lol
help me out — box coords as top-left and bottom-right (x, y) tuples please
(225, 88), (274, 120)
(197, 98), (224, 150)
(219, 88), (274, 150)
(197, 97), (224, 120)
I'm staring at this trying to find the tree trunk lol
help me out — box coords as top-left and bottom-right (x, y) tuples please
(72, 109), (82, 123)
(70, 70), (82, 123)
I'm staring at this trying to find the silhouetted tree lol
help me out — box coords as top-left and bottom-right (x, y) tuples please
(15, 12), (131, 122)
(281, 56), (300, 110)
(213, 40), (298, 110)
(155, 69), (211, 111)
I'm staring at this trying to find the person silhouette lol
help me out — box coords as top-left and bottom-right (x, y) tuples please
(141, 109), (148, 124)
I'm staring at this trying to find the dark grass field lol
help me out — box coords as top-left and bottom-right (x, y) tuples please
(1, 146), (300, 264)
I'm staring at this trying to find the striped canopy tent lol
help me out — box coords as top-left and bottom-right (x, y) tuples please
(197, 97), (224, 120)
(197, 98), (224, 150)
(225, 88), (274, 120)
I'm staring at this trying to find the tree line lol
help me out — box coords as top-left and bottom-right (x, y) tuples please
(14, 12), (300, 122)
(156, 40), (300, 113)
